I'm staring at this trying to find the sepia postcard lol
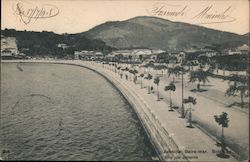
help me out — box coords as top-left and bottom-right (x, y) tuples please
(0, 0), (249, 161)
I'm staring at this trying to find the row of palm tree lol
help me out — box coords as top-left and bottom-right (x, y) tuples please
(101, 61), (230, 157)
(112, 63), (196, 118)
(110, 62), (249, 109)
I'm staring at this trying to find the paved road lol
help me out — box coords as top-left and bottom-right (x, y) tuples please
(134, 67), (249, 160)
(81, 61), (240, 161)
(102, 63), (248, 160)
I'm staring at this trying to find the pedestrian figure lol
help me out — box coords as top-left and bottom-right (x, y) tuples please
(133, 76), (137, 84)
(197, 83), (200, 91)
(151, 86), (154, 93)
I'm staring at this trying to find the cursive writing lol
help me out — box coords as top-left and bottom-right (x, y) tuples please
(149, 3), (188, 17)
(148, 3), (236, 24)
(13, 1), (59, 25)
(193, 5), (236, 24)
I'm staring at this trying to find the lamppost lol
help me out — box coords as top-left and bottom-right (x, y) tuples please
(180, 67), (185, 118)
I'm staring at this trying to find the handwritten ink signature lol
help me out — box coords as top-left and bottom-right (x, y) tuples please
(147, 3), (236, 24)
(193, 5), (236, 24)
(13, 1), (59, 25)
(148, 3), (188, 17)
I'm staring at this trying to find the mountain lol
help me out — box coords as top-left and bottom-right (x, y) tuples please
(83, 16), (248, 50)
(243, 32), (249, 38)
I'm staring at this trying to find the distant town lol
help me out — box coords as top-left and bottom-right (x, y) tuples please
(1, 32), (249, 73)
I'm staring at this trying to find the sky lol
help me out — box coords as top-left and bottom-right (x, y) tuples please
(1, 0), (249, 35)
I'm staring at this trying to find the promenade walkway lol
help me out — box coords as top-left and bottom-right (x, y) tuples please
(116, 63), (248, 160)
(79, 61), (238, 161)
(144, 69), (249, 160)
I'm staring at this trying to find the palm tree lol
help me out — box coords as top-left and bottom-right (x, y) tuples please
(186, 61), (193, 71)
(153, 65), (167, 76)
(214, 112), (229, 156)
(225, 74), (249, 108)
(128, 69), (133, 81)
(128, 55), (132, 63)
(183, 96), (196, 128)
(117, 66), (121, 75)
(179, 66), (187, 118)
(167, 66), (182, 82)
(145, 73), (153, 94)
(167, 67), (175, 82)
(168, 56), (177, 67)
(117, 54), (123, 63)
(121, 67), (128, 80)
(164, 82), (176, 111)
(139, 55), (143, 63)
(154, 77), (160, 101)
(139, 73), (144, 88)
(207, 59), (217, 74)
(143, 63), (154, 73)
(133, 69), (138, 84)
(189, 68), (209, 91)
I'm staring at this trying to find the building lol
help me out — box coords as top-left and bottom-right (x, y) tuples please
(237, 44), (249, 55)
(1, 49), (13, 57)
(228, 49), (242, 55)
(105, 53), (116, 61)
(200, 48), (218, 57)
(1, 36), (19, 59)
(57, 43), (69, 49)
(225, 44), (249, 55)
(1, 36), (18, 54)
(176, 52), (186, 63)
(111, 50), (132, 59)
(74, 50), (103, 60)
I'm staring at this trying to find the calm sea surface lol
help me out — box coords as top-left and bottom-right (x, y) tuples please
(0, 63), (156, 161)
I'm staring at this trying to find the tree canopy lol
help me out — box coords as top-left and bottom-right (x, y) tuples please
(1, 29), (113, 58)
(189, 68), (210, 85)
(214, 112), (229, 128)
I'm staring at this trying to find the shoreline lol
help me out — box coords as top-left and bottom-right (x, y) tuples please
(1, 60), (239, 161)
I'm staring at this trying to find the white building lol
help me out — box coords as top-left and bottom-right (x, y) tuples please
(226, 44), (249, 55)
(228, 49), (242, 55)
(74, 50), (103, 59)
(237, 44), (249, 54)
(1, 36), (18, 55)
(57, 43), (69, 49)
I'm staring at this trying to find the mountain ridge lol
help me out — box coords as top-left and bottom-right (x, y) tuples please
(83, 16), (248, 50)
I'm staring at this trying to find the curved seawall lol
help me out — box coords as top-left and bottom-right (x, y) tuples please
(77, 63), (186, 161)
(2, 60), (238, 162)
(1, 60), (186, 161)
(1, 62), (157, 160)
